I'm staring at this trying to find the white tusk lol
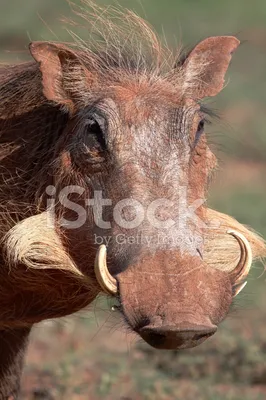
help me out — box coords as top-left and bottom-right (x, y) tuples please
(94, 245), (117, 295)
(233, 281), (247, 297)
(227, 230), (253, 296)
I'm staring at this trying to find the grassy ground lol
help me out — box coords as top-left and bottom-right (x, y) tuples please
(1, 0), (266, 399)
(21, 303), (266, 400)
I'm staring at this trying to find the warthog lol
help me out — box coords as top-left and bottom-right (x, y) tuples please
(0, 2), (265, 398)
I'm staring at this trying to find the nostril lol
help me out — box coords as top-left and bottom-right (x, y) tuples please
(192, 326), (217, 342)
(193, 332), (213, 341)
(139, 327), (167, 347)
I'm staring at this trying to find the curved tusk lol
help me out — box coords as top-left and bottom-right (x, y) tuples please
(233, 281), (247, 297)
(227, 230), (253, 296)
(94, 245), (118, 295)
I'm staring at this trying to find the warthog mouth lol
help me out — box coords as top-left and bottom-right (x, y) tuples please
(94, 229), (252, 298)
(93, 229), (253, 349)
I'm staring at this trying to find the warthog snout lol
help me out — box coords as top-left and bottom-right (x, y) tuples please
(139, 321), (217, 350)
(95, 237), (254, 350)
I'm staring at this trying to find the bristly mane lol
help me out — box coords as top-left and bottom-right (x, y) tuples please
(0, 0), (207, 119)
(0, 62), (44, 118)
(64, 0), (176, 74)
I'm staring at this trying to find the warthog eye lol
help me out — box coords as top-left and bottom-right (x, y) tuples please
(190, 118), (205, 150)
(85, 116), (107, 151)
(194, 119), (205, 145)
(71, 112), (108, 167)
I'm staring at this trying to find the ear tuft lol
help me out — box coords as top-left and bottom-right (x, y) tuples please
(182, 36), (240, 99)
(30, 42), (70, 108)
(29, 41), (91, 112)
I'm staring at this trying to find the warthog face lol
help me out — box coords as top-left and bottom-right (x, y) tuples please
(28, 32), (255, 350)
(2, 7), (265, 347)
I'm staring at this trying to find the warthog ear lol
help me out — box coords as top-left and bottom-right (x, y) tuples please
(29, 41), (93, 112)
(181, 36), (240, 99)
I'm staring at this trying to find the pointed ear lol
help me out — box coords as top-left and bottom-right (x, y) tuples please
(181, 36), (240, 99)
(29, 42), (92, 112)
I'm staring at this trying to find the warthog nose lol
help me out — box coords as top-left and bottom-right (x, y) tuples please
(139, 323), (217, 350)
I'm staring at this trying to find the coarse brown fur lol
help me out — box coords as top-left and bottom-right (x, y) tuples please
(0, 1), (265, 397)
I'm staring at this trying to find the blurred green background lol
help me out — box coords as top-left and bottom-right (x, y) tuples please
(1, 1), (266, 399)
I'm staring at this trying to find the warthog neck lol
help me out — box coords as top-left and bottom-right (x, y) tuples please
(0, 327), (31, 399)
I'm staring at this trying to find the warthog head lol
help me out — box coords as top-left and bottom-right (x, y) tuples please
(1, 4), (265, 349)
